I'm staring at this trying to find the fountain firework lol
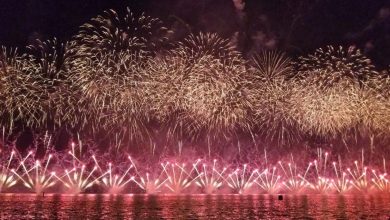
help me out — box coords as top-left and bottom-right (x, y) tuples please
(161, 162), (200, 194)
(0, 148), (17, 192)
(193, 159), (227, 194)
(54, 142), (101, 194)
(225, 164), (260, 194)
(0, 142), (389, 195)
(11, 151), (57, 194)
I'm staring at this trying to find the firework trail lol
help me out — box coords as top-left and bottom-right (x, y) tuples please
(90, 154), (136, 194)
(130, 167), (169, 194)
(254, 152), (282, 194)
(0, 137), (389, 195)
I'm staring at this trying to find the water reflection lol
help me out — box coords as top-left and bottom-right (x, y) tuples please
(0, 194), (389, 219)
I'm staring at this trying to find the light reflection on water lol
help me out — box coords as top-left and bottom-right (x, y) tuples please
(0, 194), (389, 219)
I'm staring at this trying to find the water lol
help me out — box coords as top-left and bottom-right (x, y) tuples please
(0, 194), (389, 219)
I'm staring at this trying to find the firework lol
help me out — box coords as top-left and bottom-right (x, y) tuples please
(0, 46), (42, 130)
(251, 79), (300, 145)
(132, 172), (169, 194)
(193, 159), (227, 194)
(330, 161), (352, 193)
(255, 167), (282, 194)
(70, 43), (153, 143)
(146, 33), (253, 140)
(91, 155), (136, 194)
(0, 141), (389, 195)
(11, 151), (57, 194)
(65, 8), (170, 144)
(291, 46), (382, 138)
(0, 148), (17, 192)
(10, 134), (58, 193)
(26, 38), (79, 129)
(249, 50), (293, 82)
(225, 164), (260, 194)
(371, 160), (389, 193)
(70, 49), (152, 143)
(359, 75), (390, 136)
(178, 33), (239, 59)
(129, 159), (170, 194)
(278, 160), (310, 193)
(306, 149), (333, 193)
(291, 82), (361, 137)
(73, 7), (169, 56)
(160, 161), (200, 194)
(340, 150), (368, 192)
(54, 142), (101, 194)
(296, 45), (379, 87)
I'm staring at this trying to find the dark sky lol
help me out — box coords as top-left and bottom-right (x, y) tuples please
(0, 0), (389, 67)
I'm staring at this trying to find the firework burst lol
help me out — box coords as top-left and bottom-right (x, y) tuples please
(73, 7), (169, 56)
(296, 45), (378, 87)
(66, 8), (170, 144)
(0, 46), (42, 130)
(252, 79), (300, 145)
(359, 75), (390, 136)
(26, 38), (78, 129)
(249, 50), (293, 82)
(70, 50), (151, 142)
(248, 51), (301, 145)
(291, 46), (382, 138)
(291, 82), (361, 137)
(146, 33), (253, 141)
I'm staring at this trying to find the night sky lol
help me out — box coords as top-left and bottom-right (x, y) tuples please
(0, 0), (389, 66)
